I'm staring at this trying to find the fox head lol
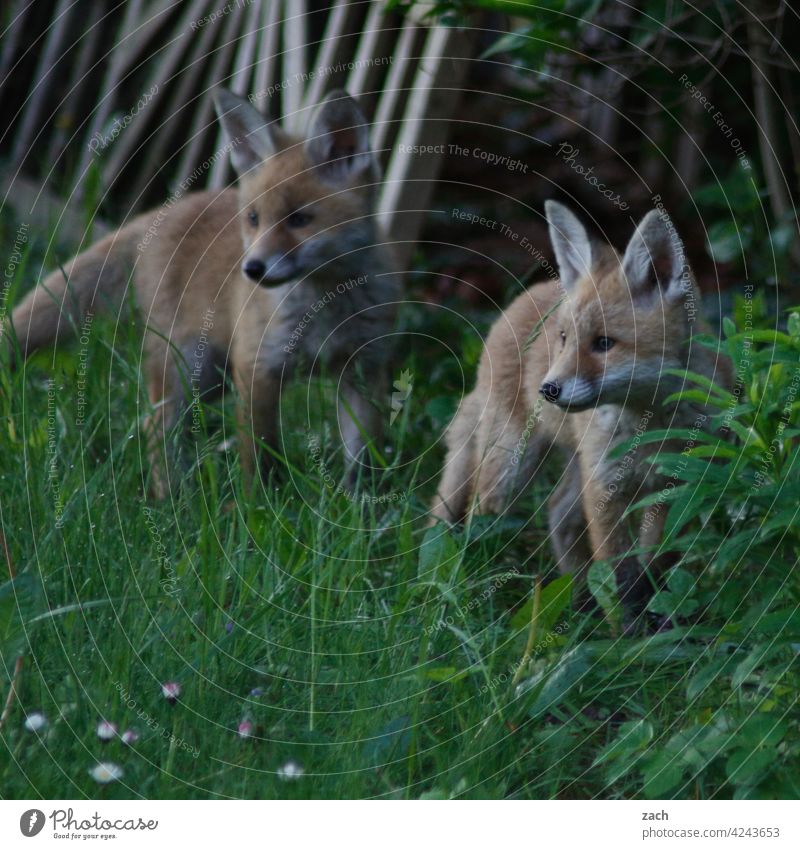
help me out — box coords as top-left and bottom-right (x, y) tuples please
(540, 201), (699, 411)
(213, 88), (379, 286)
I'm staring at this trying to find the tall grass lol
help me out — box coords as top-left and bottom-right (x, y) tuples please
(1, 211), (798, 799)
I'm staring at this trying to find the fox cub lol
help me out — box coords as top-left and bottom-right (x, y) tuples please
(8, 89), (400, 495)
(432, 201), (730, 611)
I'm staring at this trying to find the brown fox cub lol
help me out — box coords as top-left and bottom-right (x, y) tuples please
(431, 201), (730, 611)
(8, 88), (400, 494)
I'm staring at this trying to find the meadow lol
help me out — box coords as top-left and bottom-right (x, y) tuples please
(1, 206), (799, 800)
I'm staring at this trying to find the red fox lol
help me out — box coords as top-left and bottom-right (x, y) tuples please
(7, 89), (400, 495)
(431, 201), (731, 614)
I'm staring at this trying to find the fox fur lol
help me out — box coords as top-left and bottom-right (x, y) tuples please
(431, 201), (731, 613)
(7, 89), (400, 495)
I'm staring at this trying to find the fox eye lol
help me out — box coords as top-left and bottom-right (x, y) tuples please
(559, 330), (566, 347)
(248, 210), (258, 227)
(593, 336), (615, 352)
(287, 211), (313, 228)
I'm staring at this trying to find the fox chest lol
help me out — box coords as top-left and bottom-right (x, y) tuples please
(248, 283), (394, 375)
(577, 407), (665, 496)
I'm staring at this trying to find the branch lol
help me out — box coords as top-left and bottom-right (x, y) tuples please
(747, 3), (800, 266)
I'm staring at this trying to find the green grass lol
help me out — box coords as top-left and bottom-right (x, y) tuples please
(1, 209), (799, 800)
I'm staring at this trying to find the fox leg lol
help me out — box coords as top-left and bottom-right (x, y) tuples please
(143, 336), (223, 498)
(548, 458), (592, 578)
(638, 501), (677, 579)
(474, 407), (544, 516)
(580, 467), (651, 617)
(430, 394), (482, 523)
(232, 363), (281, 491)
(143, 343), (185, 500)
(338, 376), (382, 486)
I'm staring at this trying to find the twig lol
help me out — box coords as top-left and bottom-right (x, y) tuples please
(512, 575), (542, 688)
(779, 67), (800, 200)
(747, 2), (800, 266)
(0, 533), (23, 732)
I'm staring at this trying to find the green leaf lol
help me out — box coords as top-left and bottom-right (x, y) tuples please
(735, 715), (787, 750)
(648, 591), (699, 619)
(422, 665), (469, 683)
(610, 428), (701, 457)
(663, 388), (727, 408)
(723, 316), (737, 338)
(418, 787), (448, 800)
(362, 716), (412, 767)
(725, 748), (775, 785)
(684, 444), (740, 460)
(642, 752), (684, 798)
(425, 395), (456, 425)
(732, 644), (776, 688)
(749, 606), (800, 637)
(667, 567), (695, 597)
(0, 571), (43, 685)
(728, 329), (798, 348)
(520, 646), (592, 719)
(418, 524), (460, 581)
(706, 220), (748, 264)
(663, 368), (735, 403)
(694, 169), (761, 212)
(587, 561), (620, 628)
(593, 719), (654, 767)
(511, 573), (572, 634)
(687, 660), (727, 701)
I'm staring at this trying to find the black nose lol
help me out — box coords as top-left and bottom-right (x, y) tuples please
(243, 259), (266, 281)
(540, 381), (561, 402)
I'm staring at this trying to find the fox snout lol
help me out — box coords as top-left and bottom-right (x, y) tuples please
(539, 372), (600, 410)
(540, 380), (561, 402)
(241, 253), (299, 286)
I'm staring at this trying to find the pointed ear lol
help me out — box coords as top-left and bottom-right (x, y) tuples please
(545, 200), (593, 292)
(212, 88), (287, 176)
(622, 210), (687, 300)
(305, 90), (373, 183)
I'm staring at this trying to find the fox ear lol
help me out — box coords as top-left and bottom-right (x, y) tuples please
(305, 90), (373, 183)
(212, 88), (287, 176)
(545, 200), (593, 292)
(622, 210), (687, 300)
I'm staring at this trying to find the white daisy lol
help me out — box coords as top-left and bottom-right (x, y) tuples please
(161, 681), (181, 703)
(96, 720), (117, 741)
(24, 712), (47, 733)
(90, 762), (124, 784)
(277, 760), (304, 781)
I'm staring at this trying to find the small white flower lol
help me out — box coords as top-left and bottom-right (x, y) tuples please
(90, 762), (124, 784)
(277, 760), (304, 781)
(96, 720), (117, 741)
(161, 681), (181, 703)
(24, 712), (47, 733)
(121, 728), (140, 745)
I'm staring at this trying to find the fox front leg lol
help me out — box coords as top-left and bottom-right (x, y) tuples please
(638, 499), (678, 581)
(548, 458), (592, 579)
(143, 342), (192, 500)
(337, 376), (383, 488)
(580, 469), (652, 622)
(233, 367), (281, 492)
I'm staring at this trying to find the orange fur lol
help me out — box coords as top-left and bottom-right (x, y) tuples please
(432, 202), (731, 616)
(8, 89), (400, 496)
